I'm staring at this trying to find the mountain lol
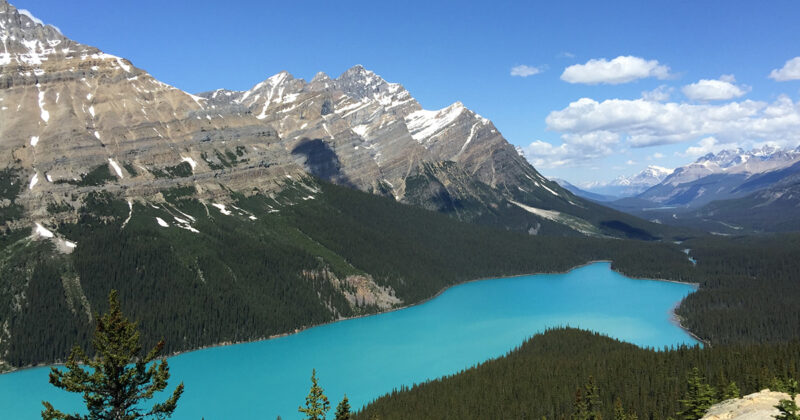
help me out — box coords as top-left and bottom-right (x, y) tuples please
(196, 67), (689, 239)
(579, 166), (673, 198)
(552, 178), (616, 202)
(614, 146), (800, 212)
(678, 171), (800, 233)
(0, 1), (692, 371)
(0, 0), (677, 240)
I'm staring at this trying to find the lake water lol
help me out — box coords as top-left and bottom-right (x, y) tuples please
(0, 262), (697, 419)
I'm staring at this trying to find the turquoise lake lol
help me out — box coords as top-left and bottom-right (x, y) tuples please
(0, 262), (698, 419)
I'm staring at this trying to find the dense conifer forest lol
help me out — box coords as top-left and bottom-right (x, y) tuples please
(0, 180), (700, 369)
(3, 177), (800, 371)
(356, 328), (800, 420)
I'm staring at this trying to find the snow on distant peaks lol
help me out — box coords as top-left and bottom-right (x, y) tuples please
(590, 165), (673, 189)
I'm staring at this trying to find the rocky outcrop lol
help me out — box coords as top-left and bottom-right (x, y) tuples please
(701, 389), (799, 420)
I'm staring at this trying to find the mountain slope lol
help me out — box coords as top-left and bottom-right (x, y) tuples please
(0, 174), (698, 371)
(614, 146), (800, 212)
(0, 0), (679, 241)
(688, 173), (800, 232)
(199, 66), (688, 239)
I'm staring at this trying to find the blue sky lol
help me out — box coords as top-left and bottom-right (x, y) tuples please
(14, 0), (800, 185)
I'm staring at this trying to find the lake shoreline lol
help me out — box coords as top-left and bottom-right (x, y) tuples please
(0, 260), (703, 375)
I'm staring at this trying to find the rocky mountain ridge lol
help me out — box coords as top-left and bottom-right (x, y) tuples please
(612, 145), (800, 213)
(664, 145), (800, 187)
(0, 0), (672, 241)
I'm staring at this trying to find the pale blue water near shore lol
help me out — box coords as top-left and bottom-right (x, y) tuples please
(0, 262), (697, 419)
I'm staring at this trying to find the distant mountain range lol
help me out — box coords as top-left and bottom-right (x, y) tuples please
(555, 166), (673, 200)
(552, 179), (617, 202)
(607, 145), (800, 232)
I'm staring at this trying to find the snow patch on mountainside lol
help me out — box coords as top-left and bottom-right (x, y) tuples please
(405, 102), (465, 143)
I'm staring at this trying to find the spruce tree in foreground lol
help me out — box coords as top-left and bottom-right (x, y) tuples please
(335, 394), (351, 420)
(721, 381), (740, 400)
(572, 376), (603, 420)
(677, 367), (717, 420)
(584, 376), (603, 420)
(775, 379), (799, 420)
(41, 290), (184, 420)
(299, 369), (330, 420)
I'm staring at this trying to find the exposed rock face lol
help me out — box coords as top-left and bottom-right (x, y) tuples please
(198, 64), (584, 233)
(1, 0), (627, 238)
(0, 0), (302, 222)
(301, 268), (402, 312)
(701, 389), (798, 420)
(200, 64), (553, 205)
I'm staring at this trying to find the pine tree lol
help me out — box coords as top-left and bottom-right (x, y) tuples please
(299, 369), (330, 420)
(335, 394), (351, 420)
(41, 290), (184, 420)
(584, 376), (603, 420)
(572, 388), (588, 420)
(613, 398), (627, 420)
(677, 367), (717, 420)
(775, 380), (800, 420)
(721, 382), (740, 400)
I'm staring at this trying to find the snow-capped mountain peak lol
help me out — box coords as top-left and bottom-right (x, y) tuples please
(576, 165), (673, 198)
(665, 145), (800, 186)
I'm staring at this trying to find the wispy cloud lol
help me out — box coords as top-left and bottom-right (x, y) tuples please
(561, 55), (671, 85)
(641, 85), (673, 102)
(769, 57), (800, 81)
(558, 52), (576, 59)
(510, 65), (543, 77)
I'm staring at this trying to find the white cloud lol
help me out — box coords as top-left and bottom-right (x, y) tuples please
(642, 85), (673, 102)
(626, 160), (636, 165)
(545, 95), (800, 149)
(510, 65), (543, 77)
(682, 137), (720, 157)
(769, 57), (800, 81)
(560, 55), (671, 85)
(522, 131), (620, 169)
(650, 152), (665, 159)
(558, 52), (576, 59)
(682, 75), (750, 101)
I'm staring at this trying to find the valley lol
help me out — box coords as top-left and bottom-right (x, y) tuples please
(1, 1), (799, 419)
(0, 262), (697, 419)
